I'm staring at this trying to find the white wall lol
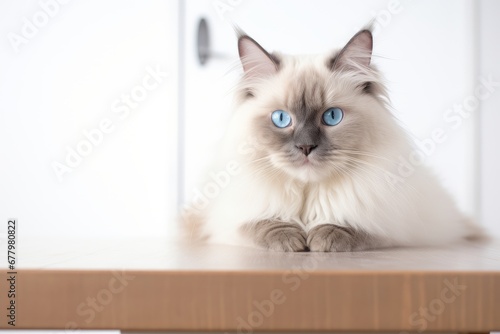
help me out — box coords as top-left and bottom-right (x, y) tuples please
(0, 0), (179, 239)
(479, 0), (500, 236)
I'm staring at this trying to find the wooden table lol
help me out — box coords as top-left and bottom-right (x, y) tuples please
(1, 237), (499, 332)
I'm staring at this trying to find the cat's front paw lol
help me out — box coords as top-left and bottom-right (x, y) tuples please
(244, 220), (308, 252)
(307, 224), (368, 252)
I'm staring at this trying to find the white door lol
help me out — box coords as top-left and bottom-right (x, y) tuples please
(182, 0), (479, 223)
(478, 0), (500, 236)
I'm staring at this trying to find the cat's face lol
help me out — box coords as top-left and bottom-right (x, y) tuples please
(236, 30), (396, 183)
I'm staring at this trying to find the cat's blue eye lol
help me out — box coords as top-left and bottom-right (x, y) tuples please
(322, 107), (343, 126)
(271, 110), (292, 128)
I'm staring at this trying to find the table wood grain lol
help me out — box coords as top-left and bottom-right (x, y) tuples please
(1, 238), (499, 331)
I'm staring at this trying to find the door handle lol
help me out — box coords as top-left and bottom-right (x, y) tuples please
(196, 18), (230, 66)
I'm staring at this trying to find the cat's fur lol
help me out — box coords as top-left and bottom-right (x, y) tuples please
(182, 28), (485, 252)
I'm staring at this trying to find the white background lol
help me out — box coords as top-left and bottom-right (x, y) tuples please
(0, 0), (499, 245)
(0, 0), (179, 239)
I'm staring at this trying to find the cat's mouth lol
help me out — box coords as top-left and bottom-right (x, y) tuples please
(300, 157), (312, 165)
(293, 155), (322, 171)
(287, 157), (327, 182)
(297, 151), (321, 164)
(271, 152), (326, 182)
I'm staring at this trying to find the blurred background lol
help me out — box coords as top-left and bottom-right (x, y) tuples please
(0, 0), (499, 244)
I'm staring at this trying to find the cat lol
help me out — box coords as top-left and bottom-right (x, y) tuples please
(182, 27), (485, 252)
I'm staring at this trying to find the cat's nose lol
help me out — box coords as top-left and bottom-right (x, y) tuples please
(296, 144), (318, 156)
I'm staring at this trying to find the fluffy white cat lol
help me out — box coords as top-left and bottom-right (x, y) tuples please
(182, 28), (485, 252)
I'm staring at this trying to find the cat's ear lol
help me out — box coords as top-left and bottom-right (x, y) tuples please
(238, 35), (279, 78)
(329, 29), (373, 72)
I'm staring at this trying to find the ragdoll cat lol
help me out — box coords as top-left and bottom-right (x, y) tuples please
(182, 28), (484, 252)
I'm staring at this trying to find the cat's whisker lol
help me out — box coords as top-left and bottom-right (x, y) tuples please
(339, 158), (418, 211)
(333, 161), (414, 224)
(338, 155), (419, 195)
(326, 153), (413, 200)
(334, 149), (394, 162)
(243, 159), (285, 180)
(342, 156), (422, 198)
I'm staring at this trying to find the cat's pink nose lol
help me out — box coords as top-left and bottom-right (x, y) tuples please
(296, 145), (317, 156)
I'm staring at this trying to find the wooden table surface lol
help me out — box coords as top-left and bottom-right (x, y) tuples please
(1, 237), (499, 332)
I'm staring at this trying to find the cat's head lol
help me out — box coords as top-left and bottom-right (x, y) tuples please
(234, 29), (402, 183)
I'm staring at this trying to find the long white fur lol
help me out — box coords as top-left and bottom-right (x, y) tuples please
(184, 37), (484, 250)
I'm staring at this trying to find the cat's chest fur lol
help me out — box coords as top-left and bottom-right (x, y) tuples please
(259, 176), (366, 228)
